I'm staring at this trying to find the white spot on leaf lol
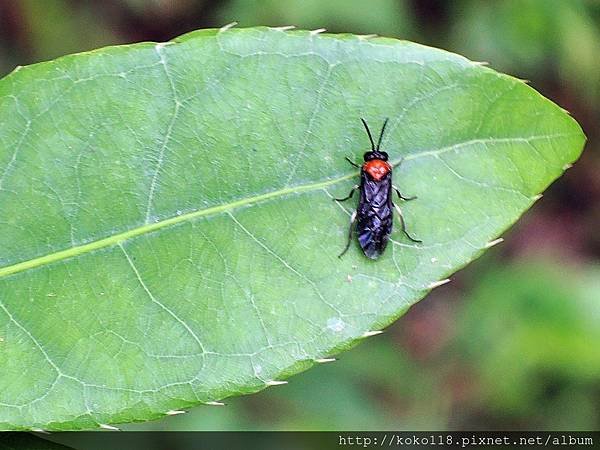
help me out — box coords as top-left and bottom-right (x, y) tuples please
(327, 317), (345, 332)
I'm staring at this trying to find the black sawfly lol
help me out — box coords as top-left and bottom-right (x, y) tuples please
(335, 118), (421, 259)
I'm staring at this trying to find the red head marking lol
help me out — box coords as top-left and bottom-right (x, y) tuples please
(363, 159), (391, 181)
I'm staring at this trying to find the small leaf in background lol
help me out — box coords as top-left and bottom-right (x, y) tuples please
(456, 263), (600, 429)
(451, 0), (600, 108)
(0, 27), (585, 430)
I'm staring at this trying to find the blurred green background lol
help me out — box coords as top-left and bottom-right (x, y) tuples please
(1, 0), (598, 432)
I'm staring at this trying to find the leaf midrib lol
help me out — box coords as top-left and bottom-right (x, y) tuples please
(0, 132), (575, 280)
(0, 169), (356, 279)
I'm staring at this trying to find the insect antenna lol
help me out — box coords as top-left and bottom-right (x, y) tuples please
(360, 118), (375, 150)
(376, 118), (389, 151)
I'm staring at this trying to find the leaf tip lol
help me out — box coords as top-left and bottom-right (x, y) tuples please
(166, 410), (187, 415)
(219, 22), (238, 33)
(357, 34), (378, 41)
(362, 330), (384, 338)
(266, 380), (288, 386)
(559, 107), (574, 117)
(514, 77), (531, 84)
(315, 357), (337, 363)
(99, 423), (121, 431)
(205, 401), (226, 406)
(484, 237), (504, 249)
(272, 25), (296, 31)
(427, 278), (451, 289)
(154, 42), (174, 52)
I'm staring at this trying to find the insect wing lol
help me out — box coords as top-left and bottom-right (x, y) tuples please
(356, 170), (393, 259)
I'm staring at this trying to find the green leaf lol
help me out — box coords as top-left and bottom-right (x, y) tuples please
(0, 26), (585, 430)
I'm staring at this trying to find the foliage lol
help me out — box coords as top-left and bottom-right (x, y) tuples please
(0, 26), (584, 430)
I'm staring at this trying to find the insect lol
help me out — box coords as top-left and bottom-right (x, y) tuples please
(335, 118), (421, 259)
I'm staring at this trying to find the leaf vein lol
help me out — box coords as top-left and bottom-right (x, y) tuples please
(0, 132), (577, 280)
(118, 243), (207, 360)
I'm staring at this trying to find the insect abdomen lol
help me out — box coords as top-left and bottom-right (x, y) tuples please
(357, 205), (393, 259)
(356, 170), (394, 259)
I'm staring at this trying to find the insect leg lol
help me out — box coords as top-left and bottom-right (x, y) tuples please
(394, 204), (422, 243)
(334, 185), (359, 202)
(393, 185), (417, 201)
(345, 156), (360, 168)
(338, 211), (357, 258)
